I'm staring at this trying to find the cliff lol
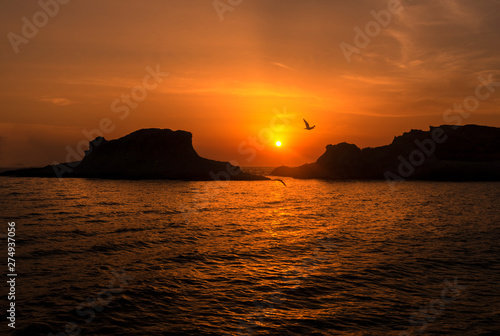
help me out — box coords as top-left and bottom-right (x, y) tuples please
(271, 124), (500, 181)
(1, 129), (269, 181)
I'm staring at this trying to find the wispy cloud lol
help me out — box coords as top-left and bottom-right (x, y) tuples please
(270, 62), (297, 72)
(39, 97), (75, 106)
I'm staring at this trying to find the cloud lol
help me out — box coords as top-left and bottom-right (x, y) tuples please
(270, 62), (297, 72)
(39, 98), (74, 106)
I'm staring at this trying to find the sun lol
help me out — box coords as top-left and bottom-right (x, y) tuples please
(275, 141), (282, 147)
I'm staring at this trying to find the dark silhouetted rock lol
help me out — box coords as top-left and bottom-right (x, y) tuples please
(1, 129), (269, 181)
(271, 124), (500, 181)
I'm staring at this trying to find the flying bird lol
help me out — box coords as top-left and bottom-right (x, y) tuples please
(272, 179), (287, 187)
(303, 119), (315, 130)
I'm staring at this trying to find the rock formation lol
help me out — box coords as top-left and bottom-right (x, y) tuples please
(1, 129), (269, 181)
(271, 125), (500, 181)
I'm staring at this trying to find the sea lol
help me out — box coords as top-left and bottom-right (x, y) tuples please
(0, 168), (499, 336)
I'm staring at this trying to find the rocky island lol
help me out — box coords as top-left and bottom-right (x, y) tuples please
(1, 129), (269, 181)
(272, 124), (500, 181)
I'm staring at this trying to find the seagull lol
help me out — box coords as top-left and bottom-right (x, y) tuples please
(303, 119), (315, 130)
(272, 179), (287, 187)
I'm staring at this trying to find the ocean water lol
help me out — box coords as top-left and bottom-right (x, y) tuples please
(0, 172), (499, 336)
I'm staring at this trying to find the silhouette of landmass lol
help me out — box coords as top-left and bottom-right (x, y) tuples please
(1, 129), (269, 181)
(272, 125), (500, 181)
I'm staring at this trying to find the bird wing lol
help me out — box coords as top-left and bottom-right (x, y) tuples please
(303, 119), (310, 128)
(273, 179), (287, 187)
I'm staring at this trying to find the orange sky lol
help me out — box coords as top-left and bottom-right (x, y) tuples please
(1, 0), (500, 167)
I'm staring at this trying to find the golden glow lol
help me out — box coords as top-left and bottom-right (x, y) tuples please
(1, 1), (500, 168)
(276, 141), (282, 147)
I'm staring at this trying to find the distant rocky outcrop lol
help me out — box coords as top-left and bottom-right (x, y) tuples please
(271, 125), (500, 181)
(1, 129), (269, 181)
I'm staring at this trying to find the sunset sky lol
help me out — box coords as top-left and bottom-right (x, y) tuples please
(1, 0), (500, 167)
